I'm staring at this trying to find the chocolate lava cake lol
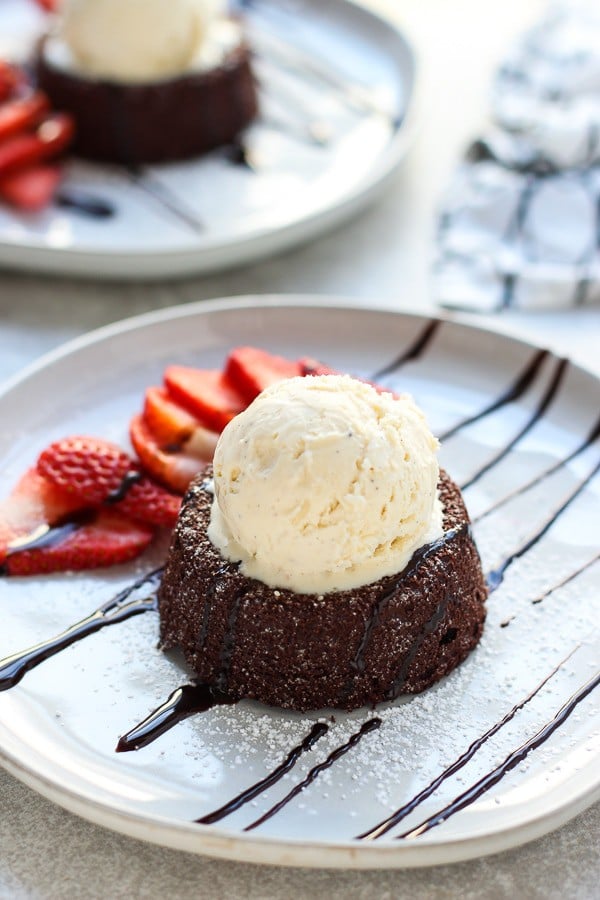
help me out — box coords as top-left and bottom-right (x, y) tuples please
(158, 468), (487, 712)
(35, 38), (258, 165)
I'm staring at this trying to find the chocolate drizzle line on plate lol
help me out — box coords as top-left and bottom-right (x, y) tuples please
(438, 348), (549, 442)
(0, 568), (162, 691)
(196, 722), (329, 825)
(116, 683), (236, 753)
(473, 412), (600, 524)
(356, 645), (579, 840)
(460, 356), (569, 491)
(55, 190), (116, 219)
(530, 554), (600, 605)
(395, 668), (600, 840)
(243, 718), (382, 832)
(486, 457), (600, 593)
(370, 319), (440, 380)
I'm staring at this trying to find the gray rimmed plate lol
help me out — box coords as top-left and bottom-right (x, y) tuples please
(0, 297), (598, 868)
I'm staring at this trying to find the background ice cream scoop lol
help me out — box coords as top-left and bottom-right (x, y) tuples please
(208, 375), (443, 594)
(61, 0), (223, 82)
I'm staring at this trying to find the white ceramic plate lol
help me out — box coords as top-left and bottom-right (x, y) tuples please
(0, 0), (416, 280)
(0, 297), (599, 869)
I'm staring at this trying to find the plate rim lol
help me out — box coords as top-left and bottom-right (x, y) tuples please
(0, 0), (420, 279)
(0, 294), (598, 869)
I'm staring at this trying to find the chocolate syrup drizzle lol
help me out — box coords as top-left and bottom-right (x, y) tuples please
(55, 190), (115, 219)
(486, 457), (600, 593)
(243, 718), (382, 832)
(395, 668), (600, 840)
(0, 569), (161, 691)
(460, 356), (568, 491)
(340, 524), (468, 704)
(116, 682), (235, 753)
(473, 412), (600, 524)
(196, 722), (329, 825)
(105, 471), (143, 504)
(357, 646), (578, 839)
(371, 320), (440, 380)
(438, 348), (549, 442)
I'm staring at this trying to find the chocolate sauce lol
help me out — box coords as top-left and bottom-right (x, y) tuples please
(531, 553), (600, 604)
(0, 569), (161, 691)
(197, 722), (329, 825)
(396, 668), (600, 840)
(55, 190), (115, 219)
(474, 412), (600, 524)
(356, 647), (578, 839)
(439, 349), (549, 442)
(341, 525), (468, 702)
(116, 682), (236, 752)
(215, 586), (248, 691)
(486, 457), (600, 593)
(460, 357), (568, 491)
(371, 320), (440, 380)
(105, 471), (142, 504)
(225, 139), (257, 171)
(126, 169), (205, 234)
(244, 718), (382, 832)
(4, 509), (96, 558)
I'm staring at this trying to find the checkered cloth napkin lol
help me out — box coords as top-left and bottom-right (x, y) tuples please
(434, 1), (600, 311)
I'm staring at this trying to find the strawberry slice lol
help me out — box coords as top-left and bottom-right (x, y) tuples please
(144, 386), (202, 446)
(144, 386), (220, 458)
(0, 467), (84, 564)
(38, 436), (134, 505)
(130, 415), (207, 495)
(4, 509), (153, 576)
(0, 164), (61, 211)
(35, 0), (61, 10)
(0, 92), (50, 142)
(0, 113), (75, 178)
(0, 62), (24, 104)
(115, 477), (181, 528)
(164, 367), (246, 433)
(224, 347), (302, 402)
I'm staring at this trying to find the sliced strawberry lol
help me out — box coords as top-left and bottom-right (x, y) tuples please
(5, 509), (153, 576)
(37, 436), (134, 505)
(116, 478), (181, 528)
(144, 386), (202, 446)
(130, 415), (207, 495)
(0, 113), (75, 178)
(164, 366), (246, 433)
(0, 62), (24, 104)
(35, 0), (61, 10)
(224, 347), (302, 402)
(0, 467), (84, 564)
(0, 92), (50, 142)
(0, 164), (61, 211)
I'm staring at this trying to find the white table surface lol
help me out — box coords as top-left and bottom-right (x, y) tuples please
(1, 1), (599, 897)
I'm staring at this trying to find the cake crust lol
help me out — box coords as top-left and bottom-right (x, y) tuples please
(158, 469), (487, 711)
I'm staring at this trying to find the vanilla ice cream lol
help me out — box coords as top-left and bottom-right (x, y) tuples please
(58, 0), (229, 83)
(208, 375), (443, 595)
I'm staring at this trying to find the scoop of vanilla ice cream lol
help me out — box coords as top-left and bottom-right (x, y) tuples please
(208, 375), (443, 595)
(61, 0), (212, 82)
